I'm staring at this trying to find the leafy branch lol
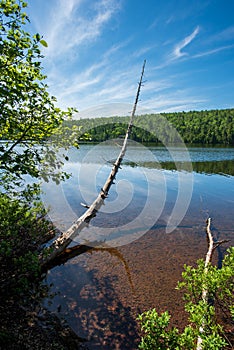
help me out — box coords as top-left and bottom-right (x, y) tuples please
(138, 219), (234, 350)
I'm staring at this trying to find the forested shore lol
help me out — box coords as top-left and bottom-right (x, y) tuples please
(67, 108), (234, 144)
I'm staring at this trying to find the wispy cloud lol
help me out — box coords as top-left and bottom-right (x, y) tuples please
(54, 60), (174, 112)
(172, 26), (200, 59)
(29, 0), (234, 115)
(152, 26), (201, 70)
(208, 26), (234, 43)
(47, 39), (136, 109)
(166, 15), (174, 25)
(131, 45), (156, 59)
(39, 0), (121, 57)
(76, 102), (133, 119)
(142, 92), (207, 113)
(148, 18), (159, 31)
(193, 44), (234, 58)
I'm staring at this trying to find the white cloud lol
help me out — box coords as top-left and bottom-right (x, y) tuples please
(54, 60), (174, 112)
(172, 26), (200, 59)
(75, 103), (134, 119)
(131, 45), (156, 58)
(46, 40), (136, 110)
(166, 15), (174, 25)
(148, 18), (159, 30)
(39, 0), (121, 58)
(208, 26), (234, 43)
(141, 90), (207, 113)
(152, 26), (201, 70)
(193, 44), (234, 58)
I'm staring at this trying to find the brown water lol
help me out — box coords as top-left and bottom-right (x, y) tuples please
(43, 145), (234, 349)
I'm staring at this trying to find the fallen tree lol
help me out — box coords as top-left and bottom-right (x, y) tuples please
(40, 60), (146, 269)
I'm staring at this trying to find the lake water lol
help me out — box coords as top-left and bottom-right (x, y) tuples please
(42, 142), (234, 349)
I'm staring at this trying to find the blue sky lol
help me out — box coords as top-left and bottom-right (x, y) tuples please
(26, 0), (234, 118)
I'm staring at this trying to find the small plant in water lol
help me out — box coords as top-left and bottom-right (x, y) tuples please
(137, 247), (234, 350)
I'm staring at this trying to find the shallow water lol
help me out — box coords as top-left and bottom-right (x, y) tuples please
(42, 143), (234, 349)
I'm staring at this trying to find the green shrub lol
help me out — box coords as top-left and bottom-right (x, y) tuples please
(0, 194), (53, 294)
(137, 247), (234, 349)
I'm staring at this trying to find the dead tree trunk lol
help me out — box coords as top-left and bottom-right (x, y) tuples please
(196, 218), (229, 350)
(40, 60), (146, 268)
(196, 218), (214, 350)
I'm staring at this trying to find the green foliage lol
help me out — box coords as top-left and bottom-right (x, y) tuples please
(0, 0), (82, 297)
(178, 248), (234, 321)
(70, 108), (234, 145)
(137, 248), (234, 349)
(137, 310), (182, 349)
(0, 193), (53, 294)
(0, 0), (78, 198)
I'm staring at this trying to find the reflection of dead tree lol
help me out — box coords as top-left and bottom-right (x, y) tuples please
(40, 60), (146, 269)
(196, 218), (230, 350)
(43, 242), (135, 293)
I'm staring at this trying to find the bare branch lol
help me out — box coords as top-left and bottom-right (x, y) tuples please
(196, 218), (229, 350)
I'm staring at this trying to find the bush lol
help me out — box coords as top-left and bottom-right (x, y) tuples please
(0, 194), (53, 294)
(137, 247), (234, 349)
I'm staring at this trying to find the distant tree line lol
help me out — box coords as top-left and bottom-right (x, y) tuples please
(66, 108), (234, 144)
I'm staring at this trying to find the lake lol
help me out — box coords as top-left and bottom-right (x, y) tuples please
(42, 142), (234, 349)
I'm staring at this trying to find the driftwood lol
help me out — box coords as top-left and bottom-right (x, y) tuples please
(196, 218), (230, 350)
(40, 60), (146, 268)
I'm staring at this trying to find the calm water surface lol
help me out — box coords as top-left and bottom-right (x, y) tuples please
(43, 143), (234, 349)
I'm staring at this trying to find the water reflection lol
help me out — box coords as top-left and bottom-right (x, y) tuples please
(43, 145), (234, 349)
(191, 160), (234, 176)
(45, 249), (140, 349)
(66, 144), (234, 176)
(124, 159), (234, 177)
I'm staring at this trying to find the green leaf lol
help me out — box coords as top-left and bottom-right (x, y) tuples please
(0, 0), (79, 199)
(40, 39), (48, 47)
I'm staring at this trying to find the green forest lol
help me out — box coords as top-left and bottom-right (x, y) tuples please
(68, 108), (234, 144)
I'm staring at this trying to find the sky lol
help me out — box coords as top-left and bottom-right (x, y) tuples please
(26, 0), (234, 118)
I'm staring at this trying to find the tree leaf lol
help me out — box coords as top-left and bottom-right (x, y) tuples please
(40, 39), (48, 47)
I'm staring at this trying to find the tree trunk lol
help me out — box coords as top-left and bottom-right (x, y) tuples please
(40, 60), (146, 269)
(196, 218), (229, 349)
(196, 218), (214, 350)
